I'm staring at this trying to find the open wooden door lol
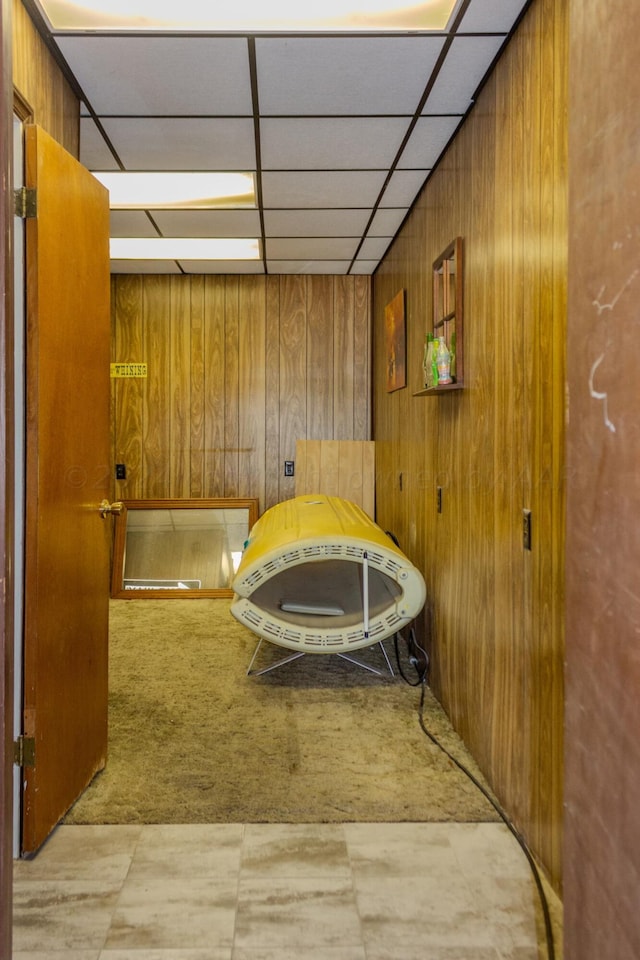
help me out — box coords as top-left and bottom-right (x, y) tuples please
(21, 124), (112, 855)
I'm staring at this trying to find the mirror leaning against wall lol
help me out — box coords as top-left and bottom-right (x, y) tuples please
(111, 499), (259, 599)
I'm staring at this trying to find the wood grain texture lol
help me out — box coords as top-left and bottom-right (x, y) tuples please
(0, 1), (13, 946)
(372, 0), (567, 891)
(12, 0), (79, 154)
(295, 440), (375, 519)
(112, 276), (372, 514)
(23, 125), (111, 852)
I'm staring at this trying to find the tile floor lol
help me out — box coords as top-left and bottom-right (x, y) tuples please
(12, 821), (562, 959)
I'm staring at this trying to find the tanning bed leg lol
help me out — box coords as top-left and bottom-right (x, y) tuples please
(246, 638), (306, 677)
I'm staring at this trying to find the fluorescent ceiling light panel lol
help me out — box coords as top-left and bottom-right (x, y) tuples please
(94, 172), (256, 209)
(110, 238), (261, 260)
(37, 0), (459, 31)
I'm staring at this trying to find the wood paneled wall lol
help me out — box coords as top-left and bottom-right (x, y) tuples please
(111, 274), (371, 513)
(372, 0), (566, 890)
(13, 0), (79, 154)
(296, 440), (376, 519)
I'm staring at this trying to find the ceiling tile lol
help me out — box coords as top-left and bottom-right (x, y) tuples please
(99, 118), (256, 171)
(350, 261), (378, 275)
(81, 117), (119, 169)
(260, 117), (411, 170)
(458, 0), (528, 33)
(43, 4), (531, 275)
(422, 35), (507, 114)
(356, 236), (392, 260)
(266, 238), (358, 259)
(110, 260), (181, 274)
(152, 210), (262, 238)
(263, 209), (371, 237)
(110, 210), (160, 238)
(379, 170), (428, 207)
(267, 260), (350, 275)
(262, 171), (387, 208)
(57, 36), (252, 115)
(178, 260), (265, 274)
(367, 208), (408, 237)
(255, 36), (447, 115)
(398, 116), (463, 169)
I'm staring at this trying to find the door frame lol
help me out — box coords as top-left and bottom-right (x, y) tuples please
(1, 0), (15, 955)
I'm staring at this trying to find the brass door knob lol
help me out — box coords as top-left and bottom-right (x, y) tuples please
(99, 499), (124, 519)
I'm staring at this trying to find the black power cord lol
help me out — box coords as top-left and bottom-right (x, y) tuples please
(415, 680), (556, 960)
(393, 624), (429, 685)
(383, 531), (555, 960)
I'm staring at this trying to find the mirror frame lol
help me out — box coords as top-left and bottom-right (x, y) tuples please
(110, 498), (259, 599)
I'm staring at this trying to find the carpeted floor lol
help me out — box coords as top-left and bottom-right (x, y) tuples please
(64, 599), (499, 825)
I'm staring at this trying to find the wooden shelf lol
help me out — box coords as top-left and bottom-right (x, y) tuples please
(419, 237), (464, 394)
(413, 382), (463, 397)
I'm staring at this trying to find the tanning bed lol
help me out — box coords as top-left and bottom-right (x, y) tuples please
(230, 494), (426, 671)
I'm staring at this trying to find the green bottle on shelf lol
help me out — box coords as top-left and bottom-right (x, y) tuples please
(431, 339), (438, 388)
(423, 333), (434, 388)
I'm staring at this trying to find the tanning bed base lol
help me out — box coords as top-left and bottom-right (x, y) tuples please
(245, 637), (395, 678)
(230, 495), (426, 674)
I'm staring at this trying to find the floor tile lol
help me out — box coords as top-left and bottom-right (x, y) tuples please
(364, 949), (500, 960)
(354, 871), (517, 951)
(11, 822), (560, 959)
(127, 823), (244, 879)
(13, 825), (141, 883)
(241, 823), (351, 878)
(12, 953), (101, 960)
(232, 950), (366, 960)
(234, 876), (362, 949)
(344, 821), (461, 877)
(104, 877), (238, 950)
(12, 880), (121, 952)
(102, 951), (232, 959)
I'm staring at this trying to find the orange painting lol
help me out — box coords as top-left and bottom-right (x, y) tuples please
(384, 289), (406, 392)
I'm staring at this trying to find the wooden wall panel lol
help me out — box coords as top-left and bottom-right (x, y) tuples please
(203, 277), (226, 498)
(295, 440), (376, 519)
(372, 0), (566, 890)
(238, 277), (266, 499)
(279, 275), (307, 503)
(189, 276), (205, 498)
(13, 0), (79, 154)
(223, 277), (240, 495)
(307, 276), (334, 439)
(112, 275), (372, 514)
(112, 276), (144, 498)
(264, 277), (281, 508)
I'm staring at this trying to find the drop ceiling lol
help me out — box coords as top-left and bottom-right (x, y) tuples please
(25, 0), (531, 275)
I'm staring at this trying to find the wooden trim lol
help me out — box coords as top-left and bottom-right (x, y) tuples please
(12, 85), (31, 121)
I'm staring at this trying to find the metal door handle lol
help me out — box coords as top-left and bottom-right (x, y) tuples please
(99, 499), (124, 519)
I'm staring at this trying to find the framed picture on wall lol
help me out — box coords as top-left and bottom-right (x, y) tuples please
(384, 289), (406, 392)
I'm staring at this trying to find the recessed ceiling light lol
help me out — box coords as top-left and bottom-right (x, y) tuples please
(94, 172), (256, 210)
(110, 238), (261, 260)
(36, 0), (459, 32)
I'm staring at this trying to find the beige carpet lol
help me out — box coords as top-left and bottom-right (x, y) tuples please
(65, 599), (499, 824)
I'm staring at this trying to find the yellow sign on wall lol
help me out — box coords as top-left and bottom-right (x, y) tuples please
(110, 362), (148, 378)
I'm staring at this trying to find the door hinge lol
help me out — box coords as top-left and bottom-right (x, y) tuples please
(14, 186), (37, 219)
(13, 735), (36, 768)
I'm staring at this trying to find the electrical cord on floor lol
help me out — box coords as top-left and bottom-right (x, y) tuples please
(415, 679), (556, 960)
(383, 528), (555, 959)
(393, 624), (429, 686)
